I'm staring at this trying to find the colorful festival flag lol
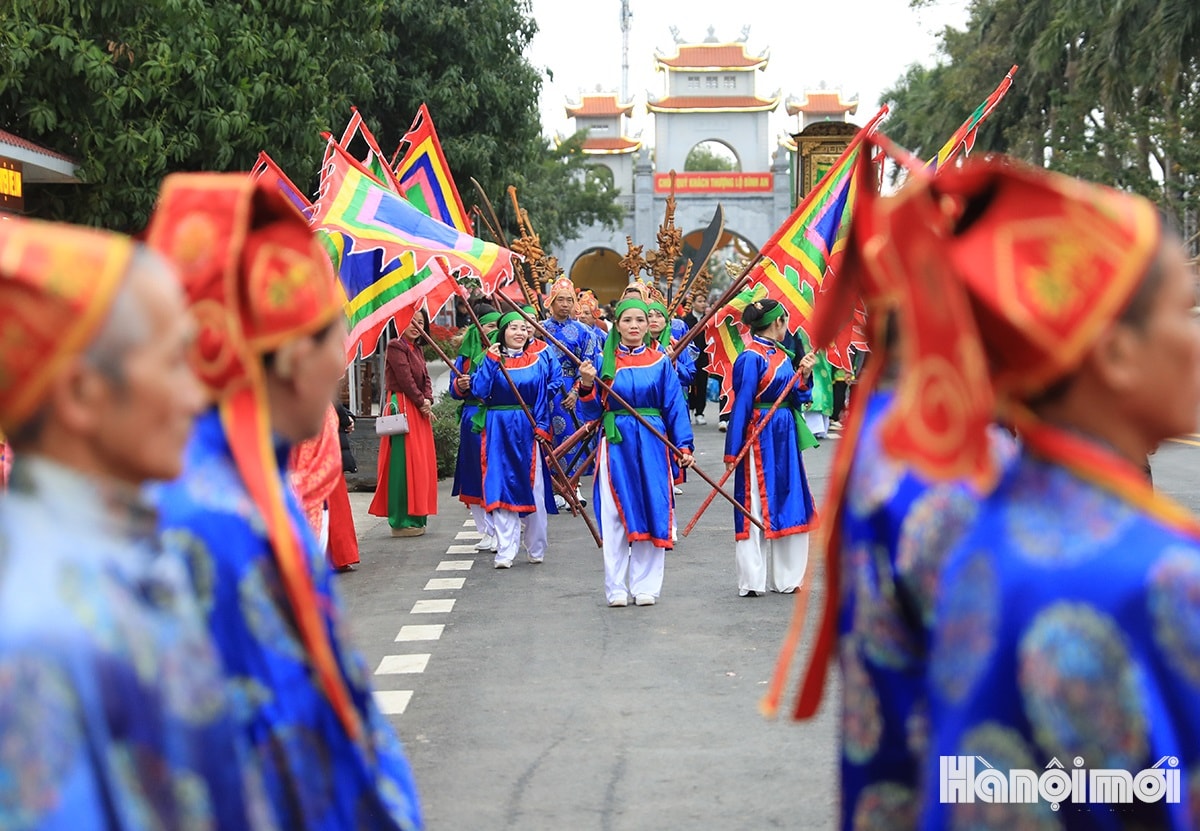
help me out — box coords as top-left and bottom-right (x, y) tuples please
(249, 151), (312, 217)
(925, 65), (1019, 173)
(312, 141), (516, 358)
(335, 108), (403, 193)
(392, 104), (474, 235)
(703, 283), (769, 414)
(318, 229), (447, 362)
(746, 105), (889, 341)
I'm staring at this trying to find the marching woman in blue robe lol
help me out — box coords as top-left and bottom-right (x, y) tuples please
(724, 298), (819, 597)
(471, 312), (558, 569)
(449, 306), (501, 552)
(577, 298), (695, 607)
(648, 298), (697, 493)
(647, 299), (698, 389)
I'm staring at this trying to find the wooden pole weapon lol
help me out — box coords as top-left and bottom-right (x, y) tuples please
(669, 252), (763, 361)
(461, 298), (602, 546)
(493, 292), (764, 532)
(682, 367), (806, 536)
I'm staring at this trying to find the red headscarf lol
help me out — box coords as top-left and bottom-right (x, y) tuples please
(146, 173), (360, 742)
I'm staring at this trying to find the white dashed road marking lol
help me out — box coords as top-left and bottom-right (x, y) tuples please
(373, 690), (414, 715)
(395, 624), (444, 642)
(436, 560), (473, 571)
(376, 654), (431, 675)
(380, 517), (488, 716)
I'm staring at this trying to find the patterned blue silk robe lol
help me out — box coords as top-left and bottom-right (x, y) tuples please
(154, 411), (423, 831)
(0, 457), (275, 831)
(722, 336), (816, 540)
(542, 317), (601, 466)
(836, 391), (1013, 830)
(470, 348), (558, 516)
(578, 344), (694, 547)
(922, 436), (1200, 830)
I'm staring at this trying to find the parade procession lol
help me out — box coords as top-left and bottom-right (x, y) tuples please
(4, 1), (1200, 829)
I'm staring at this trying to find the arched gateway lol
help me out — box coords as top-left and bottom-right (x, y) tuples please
(560, 31), (795, 296)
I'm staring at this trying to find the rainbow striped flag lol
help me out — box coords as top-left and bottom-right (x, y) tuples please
(336, 108), (403, 193)
(318, 230), (444, 361)
(392, 104), (473, 235)
(312, 141), (516, 358)
(703, 283), (769, 414)
(926, 65), (1018, 173)
(747, 105), (888, 338)
(249, 151), (312, 217)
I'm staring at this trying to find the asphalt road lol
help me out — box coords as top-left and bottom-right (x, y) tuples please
(337, 416), (1200, 831)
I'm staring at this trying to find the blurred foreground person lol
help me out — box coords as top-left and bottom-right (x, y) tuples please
(0, 432), (9, 490)
(0, 218), (274, 829)
(148, 175), (422, 831)
(849, 158), (1200, 829)
(290, 403), (360, 572)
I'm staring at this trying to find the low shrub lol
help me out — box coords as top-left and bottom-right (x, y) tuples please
(431, 395), (462, 479)
(421, 324), (462, 364)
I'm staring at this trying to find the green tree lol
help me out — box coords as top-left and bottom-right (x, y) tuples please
(885, 0), (1200, 244)
(684, 142), (739, 172)
(0, 0), (623, 247)
(361, 0), (621, 248)
(0, 0), (383, 229)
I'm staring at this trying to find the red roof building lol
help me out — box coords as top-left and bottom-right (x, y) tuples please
(654, 43), (768, 71)
(565, 94), (636, 119)
(786, 91), (859, 130)
(578, 136), (642, 154)
(565, 92), (641, 158)
(0, 130), (79, 184)
(646, 94), (779, 114)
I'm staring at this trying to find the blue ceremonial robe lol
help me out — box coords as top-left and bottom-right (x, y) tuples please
(0, 457), (274, 831)
(922, 439), (1200, 830)
(449, 355), (485, 506)
(837, 390), (1014, 830)
(578, 344), (694, 548)
(154, 411), (423, 831)
(723, 336), (816, 540)
(543, 317), (600, 469)
(470, 348), (558, 516)
(670, 319), (698, 388)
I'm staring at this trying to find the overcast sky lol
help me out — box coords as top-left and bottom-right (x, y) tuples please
(525, 0), (970, 156)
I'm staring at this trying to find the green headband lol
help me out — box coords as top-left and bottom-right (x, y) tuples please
(456, 311), (503, 365)
(498, 310), (525, 330)
(647, 301), (671, 348)
(748, 301), (786, 331)
(600, 299), (651, 383)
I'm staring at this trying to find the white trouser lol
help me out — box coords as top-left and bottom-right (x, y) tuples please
(317, 505), (330, 555)
(804, 411), (830, 438)
(493, 455), (548, 564)
(734, 452), (809, 595)
(469, 503), (495, 538)
(598, 441), (665, 602)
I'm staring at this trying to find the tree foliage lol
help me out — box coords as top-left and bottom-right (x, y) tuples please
(0, 0), (622, 246)
(361, 0), (621, 248)
(0, 0), (382, 229)
(884, 0), (1200, 245)
(684, 142), (739, 172)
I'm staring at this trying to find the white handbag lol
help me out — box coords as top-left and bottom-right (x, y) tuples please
(376, 395), (410, 436)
